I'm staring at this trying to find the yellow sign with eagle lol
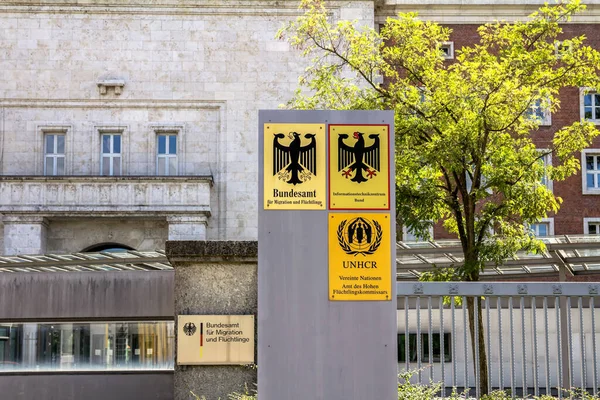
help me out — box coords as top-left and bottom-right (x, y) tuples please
(263, 123), (326, 210)
(329, 125), (390, 210)
(329, 213), (392, 301)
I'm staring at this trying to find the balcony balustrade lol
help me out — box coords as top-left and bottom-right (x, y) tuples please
(0, 176), (212, 216)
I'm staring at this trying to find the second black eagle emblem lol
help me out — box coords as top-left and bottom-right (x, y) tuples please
(273, 132), (317, 185)
(338, 131), (380, 183)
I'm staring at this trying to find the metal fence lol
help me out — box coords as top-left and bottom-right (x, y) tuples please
(397, 282), (600, 398)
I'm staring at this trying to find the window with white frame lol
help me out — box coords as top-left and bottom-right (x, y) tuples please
(526, 99), (552, 126)
(465, 171), (492, 194)
(538, 151), (553, 192)
(100, 133), (122, 176)
(44, 133), (65, 176)
(156, 133), (177, 176)
(555, 40), (572, 58)
(584, 218), (600, 235)
(528, 218), (554, 237)
(402, 223), (433, 242)
(440, 42), (454, 59)
(530, 223), (549, 237)
(583, 92), (600, 122)
(582, 150), (600, 193)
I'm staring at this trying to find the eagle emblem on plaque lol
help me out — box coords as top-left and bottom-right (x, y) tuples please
(273, 132), (317, 185)
(337, 217), (383, 256)
(183, 322), (197, 336)
(337, 132), (380, 183)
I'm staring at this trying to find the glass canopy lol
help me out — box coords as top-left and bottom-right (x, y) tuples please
(397, 235), (600, 280)
(0, 250), (171, 273)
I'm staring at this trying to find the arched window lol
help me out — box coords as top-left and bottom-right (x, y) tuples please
(81, 242), (135, 253)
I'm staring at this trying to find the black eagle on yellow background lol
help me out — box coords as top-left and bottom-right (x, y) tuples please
(273, 132), (317, 185)
(338, 132), (380, 183)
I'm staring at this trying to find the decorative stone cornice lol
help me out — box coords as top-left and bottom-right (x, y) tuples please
(0, 99), (224, 110)
(0, 0), (353, 16)
(3, 0), (599, 22)
(166, 215), (209, 224)
(2, 215), (49, 225)
(376, 0), (600, 24)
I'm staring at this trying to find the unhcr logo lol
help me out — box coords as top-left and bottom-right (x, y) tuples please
(336, 217), (382, 256)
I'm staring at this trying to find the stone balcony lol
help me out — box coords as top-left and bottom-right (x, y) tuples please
(0, 176), (214, 255)
(0, 175), (212, 216)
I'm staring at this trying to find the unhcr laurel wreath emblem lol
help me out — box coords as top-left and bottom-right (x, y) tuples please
(183, 322), (197, 336)
(336, 217), (382, 256)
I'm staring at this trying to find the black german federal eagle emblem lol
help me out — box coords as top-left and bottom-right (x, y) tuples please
(183, 322), (196, 336)
(273, 132), (317, 185)
(338, 131), (380, 183)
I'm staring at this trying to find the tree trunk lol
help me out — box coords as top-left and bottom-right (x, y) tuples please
(467, 296), (489, 396)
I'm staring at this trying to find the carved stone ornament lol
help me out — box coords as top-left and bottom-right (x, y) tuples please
(97, 78), (125, 95)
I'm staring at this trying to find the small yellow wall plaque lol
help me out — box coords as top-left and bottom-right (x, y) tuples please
(263, 123), (326, 210)
(177, 315), (254, 365)
(329, 124), (390, 210)
(329, 213), (392, 301)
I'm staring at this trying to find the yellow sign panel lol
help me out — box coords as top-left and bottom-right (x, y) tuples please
(329, 124), (390, 210)
(177, 315), (254, 365)
(263, 123), (326, 210)
(329, 213), (392, 301)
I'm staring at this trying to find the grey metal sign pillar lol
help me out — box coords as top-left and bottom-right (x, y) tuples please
(258, 110), (397, 400)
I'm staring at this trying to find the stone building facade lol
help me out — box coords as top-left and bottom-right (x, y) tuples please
(0, 0), (375, 255)
(2, 0), (600, 255)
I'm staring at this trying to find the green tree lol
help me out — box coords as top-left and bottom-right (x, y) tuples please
(278, 0), (600, 394)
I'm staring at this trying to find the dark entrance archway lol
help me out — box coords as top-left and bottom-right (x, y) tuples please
(81, 243), (135, 253)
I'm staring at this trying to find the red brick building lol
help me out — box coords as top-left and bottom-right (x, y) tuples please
(377, 1), (600, 241)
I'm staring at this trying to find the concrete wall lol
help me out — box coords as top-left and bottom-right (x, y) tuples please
(0, 271), (173, 320)
(166, 240), (258, 400)
(0, 373), (173, 400)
